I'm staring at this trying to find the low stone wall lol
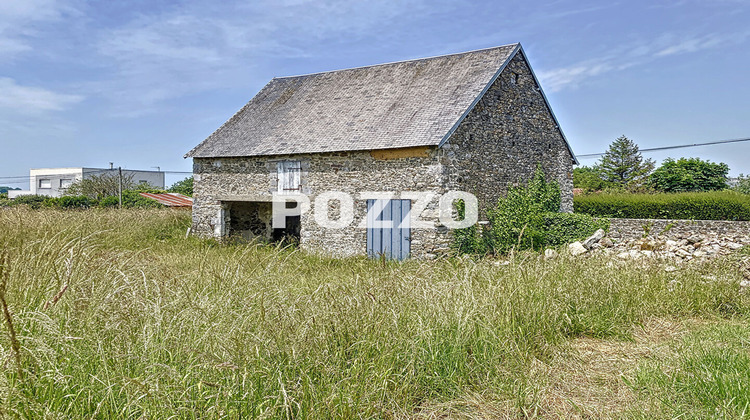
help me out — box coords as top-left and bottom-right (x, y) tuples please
(565, 218), (749, 263)
(607, 218), (750, 242)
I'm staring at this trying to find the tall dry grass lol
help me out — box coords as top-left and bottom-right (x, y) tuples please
(0, 207), (748, 418)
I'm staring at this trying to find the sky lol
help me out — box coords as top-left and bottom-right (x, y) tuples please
(1, 0), (749, 189)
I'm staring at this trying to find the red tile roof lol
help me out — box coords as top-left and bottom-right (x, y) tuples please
(139, 192), (193, 207)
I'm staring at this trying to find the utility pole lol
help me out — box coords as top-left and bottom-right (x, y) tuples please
(118, 167), (123, 209)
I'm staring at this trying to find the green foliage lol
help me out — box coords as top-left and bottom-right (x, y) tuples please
(649, 157), (729, 192)
(9, 194), (48, 209)
(733, 174), (750, 195)
(573, 165), (608, 192)
(99, 190), (164, 208)
(451, 199), (483, 254)
(0, 186), (20, 194)
(483, 168), (561, 254)
(542, 213), (610, 246)
(455, 168), (605, 255)
(43, 195), (98, 209)
(574, 191), (750, 220)
(167, 176), (193, 196)
(3, 190), (165, 210)
(597, 135), (655, 190)
(65, 172), (137, 199)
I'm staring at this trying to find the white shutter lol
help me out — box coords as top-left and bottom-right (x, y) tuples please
(277, 161), (302, 194)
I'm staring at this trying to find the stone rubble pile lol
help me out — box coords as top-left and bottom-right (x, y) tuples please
(566, 229), (750, 263)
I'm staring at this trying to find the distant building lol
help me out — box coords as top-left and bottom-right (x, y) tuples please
(8, 167), (165, 198)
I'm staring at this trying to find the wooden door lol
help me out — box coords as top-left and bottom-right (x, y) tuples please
(366, 199), (410, 260)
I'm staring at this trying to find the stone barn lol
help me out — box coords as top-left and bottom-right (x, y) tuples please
(185, 43), (577, 259)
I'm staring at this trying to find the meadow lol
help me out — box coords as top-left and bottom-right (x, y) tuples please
(1, 207), (749, 418)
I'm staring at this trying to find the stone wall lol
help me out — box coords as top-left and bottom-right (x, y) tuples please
(192, 150), (451, 258)
(443, 51), (574, 214)
(608, 218), (750, 242)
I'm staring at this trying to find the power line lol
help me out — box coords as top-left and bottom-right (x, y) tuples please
(575, 136), (750, 159)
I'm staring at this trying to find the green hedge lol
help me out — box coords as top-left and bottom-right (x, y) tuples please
(574, 191), (750, 221)
(44, 196), (98, 209)
(9, 194), (48, 209)
(3, 192), (165, 210)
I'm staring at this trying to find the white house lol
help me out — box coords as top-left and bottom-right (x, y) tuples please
(8, 167), (165, 198)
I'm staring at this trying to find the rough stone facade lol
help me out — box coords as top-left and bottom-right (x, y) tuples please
(191, 51), (574, 258)
(192, 149), (450, 258)
(443, 52), (574, 213)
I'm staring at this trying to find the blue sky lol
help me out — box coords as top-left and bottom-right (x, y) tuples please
(1, 0), (749, 188)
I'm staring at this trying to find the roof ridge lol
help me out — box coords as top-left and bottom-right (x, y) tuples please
(274, 43), (520, 80)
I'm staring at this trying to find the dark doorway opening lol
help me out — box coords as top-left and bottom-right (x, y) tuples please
(272, 215), (301, 244)
(227, 201), (272, 242)
(226, 201), (301, 245)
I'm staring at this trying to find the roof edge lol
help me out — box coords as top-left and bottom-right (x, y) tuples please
(184, 78), (278, 159)
(437, 43), (521, 147)
(436, 44), (578, 165)
(516, 45), (578, 164)
(274, 43), (521, 80)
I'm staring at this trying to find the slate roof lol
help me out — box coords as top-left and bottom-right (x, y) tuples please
(186, 44), (525, 158)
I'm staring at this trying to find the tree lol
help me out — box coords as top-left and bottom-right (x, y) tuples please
(735, 175), (750, 195)
(0, 186), (20, 194)
(597, 135), (654, 190)
(167, 176), (193, 196)
(649, 157), (729, 192)
(573, 166), (607, 192)
(65, 172), (136, 199)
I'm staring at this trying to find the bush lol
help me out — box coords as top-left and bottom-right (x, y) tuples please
(99, 190), (164, 208)
(481, 168), (561, 254)
(43, 195), (98, 209)
(454, 168), (606, 255)
(10, 194), (49, 209)
(168, 176), (193, 196)
(574, 191), (750, 220)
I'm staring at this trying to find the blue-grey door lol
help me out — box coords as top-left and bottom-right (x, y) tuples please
(366, 199), (410, 260)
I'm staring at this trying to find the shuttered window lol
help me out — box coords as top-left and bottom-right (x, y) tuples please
(277, 161), (301, 194)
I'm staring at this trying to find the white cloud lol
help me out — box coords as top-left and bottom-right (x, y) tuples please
(537, 54), (642, 92)
(0, 0), (78, 59)
(91, 0), (442, 115)
(0, 0), (65, 21)
(537, 31), (744, 91)
(655, 34), (726, 56)
(0, 77), (83, 112)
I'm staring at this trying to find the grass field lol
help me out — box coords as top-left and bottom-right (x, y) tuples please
(1, 208), (749, 418)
